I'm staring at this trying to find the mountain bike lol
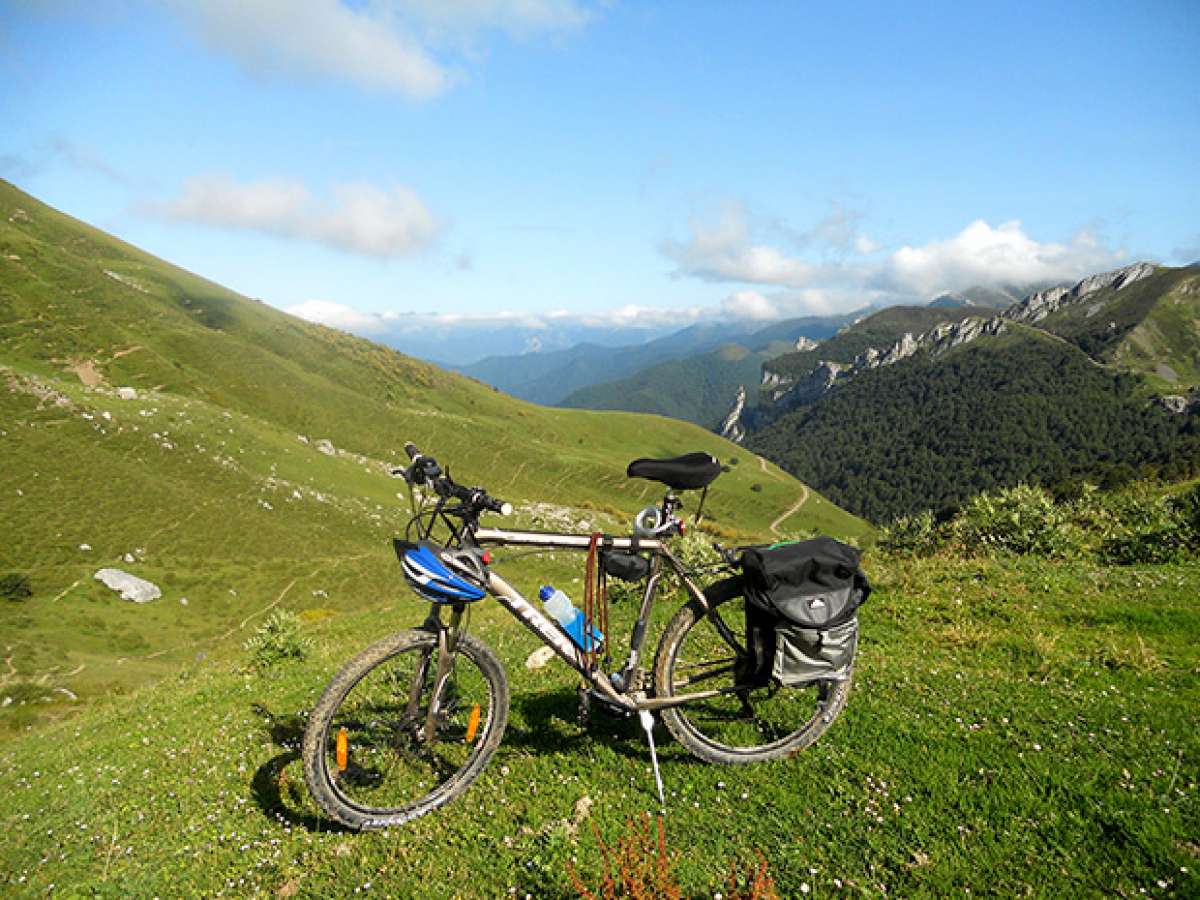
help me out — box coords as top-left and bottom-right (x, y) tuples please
(301, 443), (853, 830)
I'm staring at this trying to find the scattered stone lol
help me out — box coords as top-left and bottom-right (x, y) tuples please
(123, 553), (135, 563)
(116, 387), (137, 400)
(525, 646), (556, 670)
(180, 596), (188, 606)
(315, 439), (336, 456)
(79, 543), (91, 551)
(94, 568), (161, 603)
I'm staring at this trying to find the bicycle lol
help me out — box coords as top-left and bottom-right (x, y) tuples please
(301, 443), (854, 830)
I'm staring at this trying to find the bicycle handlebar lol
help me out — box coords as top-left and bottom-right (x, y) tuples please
(398, 443), (511, 517)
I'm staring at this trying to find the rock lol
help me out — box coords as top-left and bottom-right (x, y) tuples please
(79, 543), (91, 551)
(123, 553), (135, 563)
(794, 336), (820, 352)
(315, 439), (336, 456)
(116, 387), (137, 400)
(1004, 262), (1156, 324)
(525, 646), (556, 670)
(179, 596), (189, 606)
(94, 568), (161, 603)
(720, 385), (747, 443)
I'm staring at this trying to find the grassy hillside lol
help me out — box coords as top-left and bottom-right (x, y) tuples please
(561, 342), (771, 429)
(1031, 266), (1200, 389)
(748, 327), (1200, 522)
(0, 539), (1195, 896)
(0, 179), (867, 731)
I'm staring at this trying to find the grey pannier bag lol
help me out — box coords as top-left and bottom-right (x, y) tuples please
(772, 619), (858, 685)
(739, 536), (869, 685)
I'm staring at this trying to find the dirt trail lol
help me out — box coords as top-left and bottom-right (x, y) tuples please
(770, 484), (810, 537)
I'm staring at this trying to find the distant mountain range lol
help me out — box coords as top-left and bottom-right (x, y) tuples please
(544, 261), (1200, 523)
(457, 313), (860, 406)
(743, 262), (1200, 521)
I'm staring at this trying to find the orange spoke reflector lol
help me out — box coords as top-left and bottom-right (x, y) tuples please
(335, 727), (349, 772)
(465, 703), (482, 744)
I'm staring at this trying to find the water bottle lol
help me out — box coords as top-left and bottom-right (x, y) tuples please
(538, 585), (603, 651)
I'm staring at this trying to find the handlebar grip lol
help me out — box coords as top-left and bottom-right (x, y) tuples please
(404, 442), (420, 461)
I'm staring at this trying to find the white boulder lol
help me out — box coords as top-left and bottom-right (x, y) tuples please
(94, 568), (161, 603)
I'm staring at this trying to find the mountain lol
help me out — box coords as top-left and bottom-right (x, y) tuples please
(560, 342), (775, 431)
(1001, 262), (1200, 389)
(555, 315), (839, 429)
(742, 263), (1200, 522)
(928, 281), (1057, 309)
(0, 179), (868, 729)
(457, 313), (857, 405)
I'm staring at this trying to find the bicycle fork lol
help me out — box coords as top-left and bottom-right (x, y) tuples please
(415, 605), (464, 744)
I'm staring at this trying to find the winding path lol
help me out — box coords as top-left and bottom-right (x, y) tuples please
(770, 484), (810, 537)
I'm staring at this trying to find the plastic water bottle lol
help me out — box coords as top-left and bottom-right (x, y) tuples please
(538, 585), (603, 650)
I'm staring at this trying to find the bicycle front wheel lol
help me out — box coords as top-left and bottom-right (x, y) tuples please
(653, 579), (851, 765)
(302, 628), (509, 829)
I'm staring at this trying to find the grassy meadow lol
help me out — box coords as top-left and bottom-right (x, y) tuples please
(0, 550), (1196, 897)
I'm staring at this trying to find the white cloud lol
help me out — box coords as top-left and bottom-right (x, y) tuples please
(664, 205), (1129, 316)
(165, 0), (595, 98)
(722, 290), (778, 320)
(886, 220), (1123, 295)
(661, 205), (816, 288)
(149, 175), (441, 258)
(287, 299), (391, 333)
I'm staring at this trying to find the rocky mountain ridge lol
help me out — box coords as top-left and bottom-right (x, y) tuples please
(1001, 261), (1157, 325)
(721, 262), (1163, 443)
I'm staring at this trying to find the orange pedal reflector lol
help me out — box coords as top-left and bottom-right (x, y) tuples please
(465, 703), (482, 744)
(335, 727), (349, 772)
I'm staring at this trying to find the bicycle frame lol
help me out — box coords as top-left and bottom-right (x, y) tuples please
(468, 525), (745, 713)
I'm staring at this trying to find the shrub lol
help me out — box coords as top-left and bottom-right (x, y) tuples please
(1099, 484), (1200, 564)
(877, 510), (942, 555)
(244, 610), (312, 668)
(0, 573), (32, 601)
(952, 485), (1075, 557)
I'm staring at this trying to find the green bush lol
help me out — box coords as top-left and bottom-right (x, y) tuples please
(0, 573), (32, 602)
(953, 485), (1075, 557)
(244, 610), (312, 668)
(1099, 483), (1200, 564)
(877, 510), (942, 555)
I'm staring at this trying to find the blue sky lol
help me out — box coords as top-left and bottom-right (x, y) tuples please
(2, 0), (1198, 343)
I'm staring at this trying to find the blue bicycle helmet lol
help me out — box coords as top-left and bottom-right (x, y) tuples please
(394, 540), (487, 604)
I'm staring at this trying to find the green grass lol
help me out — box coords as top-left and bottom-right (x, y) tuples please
(0, 553), (1195, 897)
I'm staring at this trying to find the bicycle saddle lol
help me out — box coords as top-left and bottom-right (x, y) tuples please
(626, 452), (722, 491)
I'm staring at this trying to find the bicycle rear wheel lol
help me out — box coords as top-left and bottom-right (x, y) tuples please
(653, 579), (851, 764)
(302, 628), (508, 829)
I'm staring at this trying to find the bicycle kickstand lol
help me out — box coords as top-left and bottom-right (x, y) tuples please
(638, 709), (666, 807)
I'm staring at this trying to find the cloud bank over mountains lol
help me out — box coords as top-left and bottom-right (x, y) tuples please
(662, 204), (1126, 320)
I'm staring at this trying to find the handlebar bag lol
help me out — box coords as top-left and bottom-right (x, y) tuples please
(740, 536), (870, 630)
(602, 550), (650, 583)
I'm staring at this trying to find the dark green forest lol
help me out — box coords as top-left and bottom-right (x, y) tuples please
(748, 334), (1200, 523)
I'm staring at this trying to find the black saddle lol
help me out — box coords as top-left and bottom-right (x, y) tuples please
(626, 452), (722, 491)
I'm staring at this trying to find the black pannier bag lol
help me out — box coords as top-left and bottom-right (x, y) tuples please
(740, 536), (870, 629)
(739, 536), (869, 686)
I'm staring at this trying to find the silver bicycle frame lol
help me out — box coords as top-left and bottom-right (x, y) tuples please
(473, 526), (730, 712)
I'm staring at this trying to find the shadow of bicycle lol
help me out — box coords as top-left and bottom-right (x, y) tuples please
(248, 703), (351, 833)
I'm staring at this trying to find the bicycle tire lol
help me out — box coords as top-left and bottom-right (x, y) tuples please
(653, 579), (852, 765)
(302, 628), (509, 830)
